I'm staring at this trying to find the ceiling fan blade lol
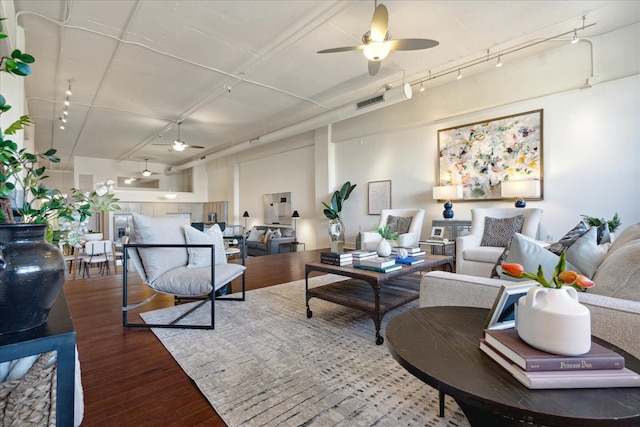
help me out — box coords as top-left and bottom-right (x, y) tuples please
(370, 4), (389, 42)
(185, 145), (205, 149)
(317, 45), (364, 54)
(368, 60), (381, 76)
(388, 38), (439, 51)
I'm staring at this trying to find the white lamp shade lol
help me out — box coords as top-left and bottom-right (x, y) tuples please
(432, 185), (463, 201)
(500, 180), (541, 199)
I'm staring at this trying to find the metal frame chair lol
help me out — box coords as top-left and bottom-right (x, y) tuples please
(122, 237), (246, 330)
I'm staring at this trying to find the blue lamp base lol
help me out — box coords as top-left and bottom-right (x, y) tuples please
(515, 198), (526, 208)
(442, 201), (454, 219)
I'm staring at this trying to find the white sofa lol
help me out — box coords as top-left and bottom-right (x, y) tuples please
(360, 208), (425, 250)
(421, 222), (640, 358)
(456, 207), (543, 277)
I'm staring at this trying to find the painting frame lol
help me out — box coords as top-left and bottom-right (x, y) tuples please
(368, 180), (391, 215)
(438, 109), (543, 201)
(484, 282), (538, 330)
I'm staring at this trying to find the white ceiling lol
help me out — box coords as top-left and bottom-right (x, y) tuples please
(7, 0), (639, 171)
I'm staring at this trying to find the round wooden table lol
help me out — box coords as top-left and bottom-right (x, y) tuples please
(385, 306), (640, 426)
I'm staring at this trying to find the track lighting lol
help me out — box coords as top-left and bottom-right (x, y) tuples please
(61, 116), (67, 123)
(66, 80), (72, 96)
(571, 31), (580, 44)
(64, 97), (70, 106)
(419, 82), (425, 92)
(63, 108), (69, 116)
(496, 55), (503, 67)
(59, 124), (65, 130)
(457, 69), (462, 80)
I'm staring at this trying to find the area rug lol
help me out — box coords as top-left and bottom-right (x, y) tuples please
(141, 274), (470, 427)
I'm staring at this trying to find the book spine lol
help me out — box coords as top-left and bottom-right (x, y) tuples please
(320, 258), (351, 266)
(525, 357), (625, 371)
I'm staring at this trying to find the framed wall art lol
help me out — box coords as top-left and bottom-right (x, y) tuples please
(368, 180), (391, 215)
(438, 109), (543, 201)
(484, 282), (538, 330)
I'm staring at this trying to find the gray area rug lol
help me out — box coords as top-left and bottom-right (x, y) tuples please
(141, 274), (470, 427)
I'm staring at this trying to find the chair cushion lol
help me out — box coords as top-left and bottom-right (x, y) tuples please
(463, 246), (505, 264)
(480, 215), (525, 247)
(387, 215), (413, 235)
(132, 213), (189, 283)
(183, 224), (227, 269)
(151, 263), (246, 295)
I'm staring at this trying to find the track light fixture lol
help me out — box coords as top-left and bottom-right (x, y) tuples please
(65, 80), (72, 96)
(412, 18), (595, 90)
(419, 82), (425, 92)
(59, 79), (72, 131)
(64, 97), (70, 106)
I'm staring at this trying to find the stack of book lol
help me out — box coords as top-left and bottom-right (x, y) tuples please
(479, 328), (640, 389)
(391, 246), (426, 257)
(320, 252), (353, 266)
(349, 250), (377, 262)
(353, 256), (401, 273)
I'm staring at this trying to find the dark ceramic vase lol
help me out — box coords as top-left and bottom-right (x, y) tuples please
(0, 223), (65, 335)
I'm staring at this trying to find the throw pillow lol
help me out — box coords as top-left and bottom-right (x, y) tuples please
(247, 227), (265, 242)
(132, 213), (189, 283)
(264, 229), (274, 242)
(565, 226), (611, 278)
(489, 233), (549, 279)
(272, 229), (282, 238)
(258, 234), (267, 243)
(183, 224), (227, 269)
(547, 221), (589, 255)
(498, 233), (578, 281)
(480, 215), (525, 247)
(387, 215), (413, 235)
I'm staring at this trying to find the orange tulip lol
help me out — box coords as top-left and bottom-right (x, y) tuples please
(575, 274), (595, 289)
(558, 270), (578, 284)
(501, 263), (524, 277)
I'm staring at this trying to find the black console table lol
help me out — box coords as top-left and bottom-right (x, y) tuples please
(0, 290), (76, 426)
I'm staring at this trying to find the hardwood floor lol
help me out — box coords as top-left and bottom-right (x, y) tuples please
(64, 249), (323, 427)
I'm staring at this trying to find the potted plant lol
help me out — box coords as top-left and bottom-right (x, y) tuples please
(374, 223), (399, 256)
(0, 19), (119, 334)
(581, 212), (621, 242)
(322, 181), (356, 252)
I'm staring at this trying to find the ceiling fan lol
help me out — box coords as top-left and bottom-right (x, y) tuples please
(140, 158), (158, 177)
(317, 1), (439, 76)
(152, 121), (205, 152)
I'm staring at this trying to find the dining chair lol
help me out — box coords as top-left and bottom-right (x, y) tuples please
(80, 239), (113, 278)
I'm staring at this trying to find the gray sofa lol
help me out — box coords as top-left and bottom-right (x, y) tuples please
(245, 225), (297, 256)
(420, 222), (640, 358)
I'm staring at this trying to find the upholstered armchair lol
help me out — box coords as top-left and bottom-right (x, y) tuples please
(456, 208), (543, 277)
(360, 208), (425, 250)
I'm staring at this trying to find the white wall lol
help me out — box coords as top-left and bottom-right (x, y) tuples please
(335, 75), (640, 245)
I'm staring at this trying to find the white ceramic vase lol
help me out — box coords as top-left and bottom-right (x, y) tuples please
(377, 239), (392, 257)
(517, 286), (591, 356)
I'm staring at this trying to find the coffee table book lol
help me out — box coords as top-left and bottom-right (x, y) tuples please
(484, 329), (625, 371)
(358, 257), (396, 268)
(353, 263), (402, 273)
(479, 339), (640, 389)
(394, 256), (424, 265)
(320, 252), (352, 266)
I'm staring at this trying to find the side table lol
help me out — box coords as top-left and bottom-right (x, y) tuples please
(0, 290), (76, 426)
(279, 241), (305, 253)
(431, 220), (472, 259)
(419, 240), (455, 256)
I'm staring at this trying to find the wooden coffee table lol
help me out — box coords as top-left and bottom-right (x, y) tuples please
(386, 306), (640, 426)
(305, 254), (453, 345)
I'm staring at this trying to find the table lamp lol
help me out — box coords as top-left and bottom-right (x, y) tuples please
(291, 210), (300, 243)
(433, 185), (463, 219)
(242, 211), (250, 230)
(500, 180), (541, 207)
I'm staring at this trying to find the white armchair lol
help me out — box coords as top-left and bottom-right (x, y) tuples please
(456, 208), (543, 277)
(360, 208), (425, 251)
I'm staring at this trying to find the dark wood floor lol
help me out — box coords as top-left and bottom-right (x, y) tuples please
(64, 249), (325, 427)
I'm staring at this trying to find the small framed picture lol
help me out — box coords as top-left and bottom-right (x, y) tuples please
(484, 282), (538, 330)
(431, 226), (444, 238)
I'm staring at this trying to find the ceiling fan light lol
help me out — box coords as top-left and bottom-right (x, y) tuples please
(172, 140), (186, 151)
(142, 169), (152, 177)
(363, 41), (390, 61)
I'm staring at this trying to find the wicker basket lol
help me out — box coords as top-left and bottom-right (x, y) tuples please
(0, 351), (57, 426)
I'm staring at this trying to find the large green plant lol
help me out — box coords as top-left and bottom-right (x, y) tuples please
(0, 17), (119, 226)
(581, 212), (621, 233)
(322, 181), (356, 220)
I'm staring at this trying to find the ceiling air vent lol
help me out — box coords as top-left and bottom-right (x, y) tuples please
(356, 94), (384, 110)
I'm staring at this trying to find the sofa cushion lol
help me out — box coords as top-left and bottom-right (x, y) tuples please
(183, 224), (227, 269)
(591, 240), (640, 302)
(498, 233), (578, 282)
(605, 222), (640, 258)
(387, 215), (412, 235)
(564, 227), (610, 279)
(132, 213), (189, 283)
(547, 221), (589, 255)
(281, 228), (294, 237)
(480, 215), (525, 247)
(247, 227), (265, 242)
